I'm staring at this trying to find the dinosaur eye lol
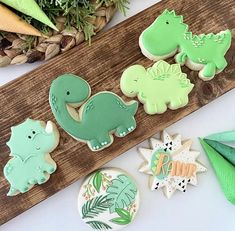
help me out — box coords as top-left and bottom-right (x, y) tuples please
(32, 131), (36, 134)
(66, 91), (70, 95)
(28, 136), (32, 139)
(166, 21), (169, 24)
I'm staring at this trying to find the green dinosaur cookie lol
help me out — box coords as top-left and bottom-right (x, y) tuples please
(49, 74), (138, 151)
(120, 60), (194, 114)
(139, 9), (232, 81)
(4, 119), (59, 196)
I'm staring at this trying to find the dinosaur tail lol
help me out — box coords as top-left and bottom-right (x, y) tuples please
(220, 29), (232, 48)
(7, 187), (18, 196)
(127, 101), (138, 115)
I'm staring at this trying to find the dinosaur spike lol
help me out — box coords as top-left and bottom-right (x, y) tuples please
(200, 138), (235, 205)
(205, 130), (235, 142)
(204, 139), (235, 166)
(163, 9), (170, 15)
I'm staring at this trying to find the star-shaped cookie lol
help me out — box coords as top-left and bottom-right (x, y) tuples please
(139, 131), (207, 198)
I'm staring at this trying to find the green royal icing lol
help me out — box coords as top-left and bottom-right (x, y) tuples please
(205, 130), (235, 142)
(150, 149), (171, 180)
(49, 74), (138, 151)
(140, 9), (232, 80)
(120, 60), (194, 114)
(4, 119), (59, 196)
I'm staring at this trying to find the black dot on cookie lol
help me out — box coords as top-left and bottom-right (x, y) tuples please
(188, 179), (191, 183)
(170, 141), (172, 145)
(164, 148), (167, 152)
(169, 147), (172, 150)
(183, 189), (186, 192)
(182, 180), (185, 183)
(166, 143), (168, 146)
(179, 183), (181, 186)
(182, 185), (185, 189)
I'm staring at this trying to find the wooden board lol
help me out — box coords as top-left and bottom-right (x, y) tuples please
(0, 0), (235, 225)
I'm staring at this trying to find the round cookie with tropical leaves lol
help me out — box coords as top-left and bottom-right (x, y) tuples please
(78, 168), (140, 231)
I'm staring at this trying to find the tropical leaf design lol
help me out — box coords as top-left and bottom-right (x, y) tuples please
(86, 220), (112, 230)
(93, 171), (102, 193)
(106, 174), (137, 213)
(110, 208), (132, 225)
(82, 195), (111, 219)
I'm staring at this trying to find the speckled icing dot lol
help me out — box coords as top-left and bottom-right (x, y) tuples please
(78, 168), (140, 231)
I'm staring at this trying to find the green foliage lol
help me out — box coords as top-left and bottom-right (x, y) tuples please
(93, 171), (103, 193)
(16, 0), (129, 41)
(110, 208), (132, 225)
(86, 220), (112, 230)
(106, 174), (137, 213)
(82, 195), (111, 219)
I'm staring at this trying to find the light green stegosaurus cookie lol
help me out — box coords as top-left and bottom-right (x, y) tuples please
(120, 60), (194, 114)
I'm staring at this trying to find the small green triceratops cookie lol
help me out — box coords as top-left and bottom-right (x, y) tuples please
(4, 118), (60, 196)
(120, 60), (194, 115)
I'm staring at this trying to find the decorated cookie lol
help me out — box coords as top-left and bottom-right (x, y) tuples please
(49, 74), (138, 151)
(78, 168), (140, 231)
(139, 9), (232, 81)
(4, 118), (59, 196)
(200, 139), (235, 204)
(120, 60), (194, 114)
(205, 130), (235, 142)
(139, 131), (206, 198)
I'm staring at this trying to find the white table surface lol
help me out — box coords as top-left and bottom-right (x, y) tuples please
(1, 1), (235, 231)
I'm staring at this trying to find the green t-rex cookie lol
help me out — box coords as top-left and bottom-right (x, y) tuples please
(49, 74), (138, 151)
(139, 9), (232, 81)
(120, 60), (194, 114)
(4, 119), (59, 196)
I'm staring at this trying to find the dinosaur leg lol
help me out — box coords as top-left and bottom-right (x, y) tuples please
(116, 118), (136, 137)
(155, 102), (167, 114)
(35, 171), (48, 184)
(144, 102), (158, 114)
(144, 102), (167, 114)
(18, 182), (30, 193)
(175, 51), (187, 65)
(98, 133), (112, 148)
(41, 162), (56, 174)
(169, 98), (186, 110)
(200, 62), (216, 79)
(89, 139), (102, 151)
(215, 57), (227, 73)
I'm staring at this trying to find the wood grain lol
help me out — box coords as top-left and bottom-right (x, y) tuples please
(0, 0), (234, 225)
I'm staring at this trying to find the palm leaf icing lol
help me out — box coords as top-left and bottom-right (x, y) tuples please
(93, 171), (103, 193)
(140, 9), (231, 80)
(0, 0), (57, 30)
(205, 130), (235, 142)
(0, 3), (43, 36)
(86, 220), (112, 230)
(110, 208), (132, 225)
(82, 195), (111, 219)
(204, 139), (235, 166)
(121, 60), (194, 114)
(200, 139), (235, 204)
(106, 174), (137, 213)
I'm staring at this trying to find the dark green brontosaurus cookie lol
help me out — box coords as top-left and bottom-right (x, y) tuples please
(49, 74), (138, 151)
